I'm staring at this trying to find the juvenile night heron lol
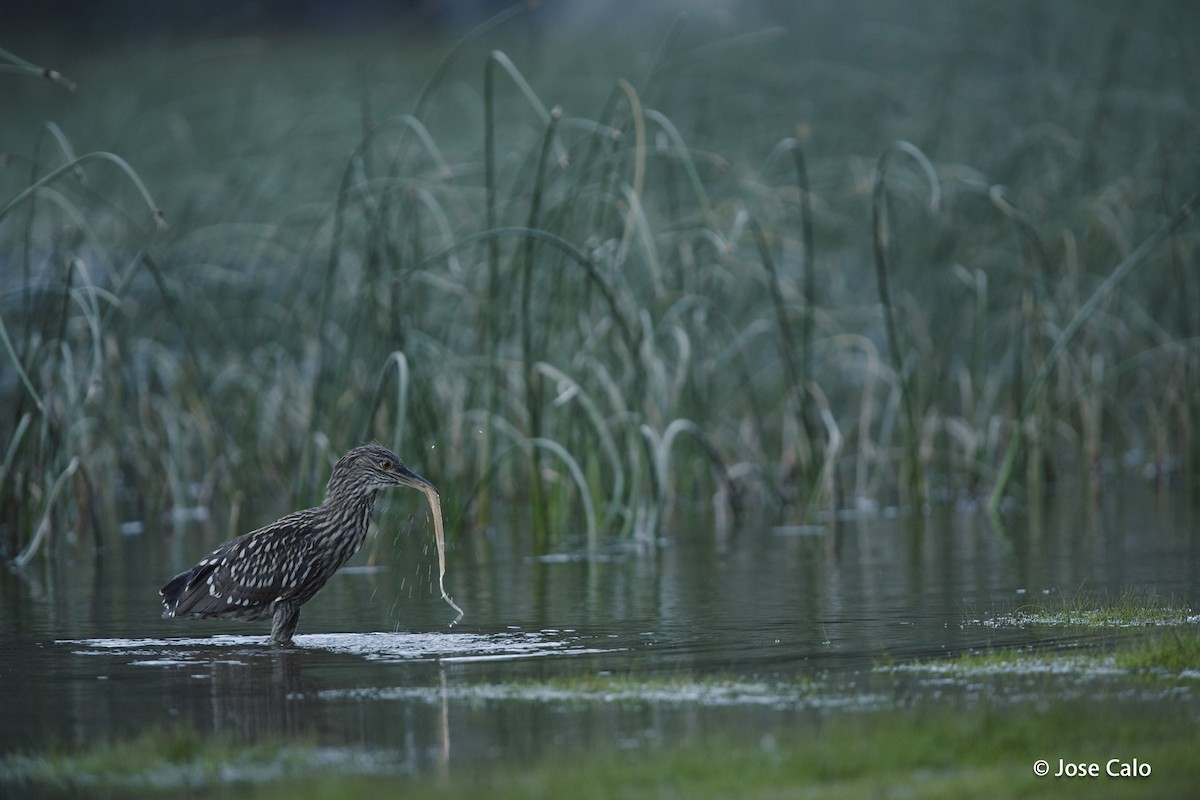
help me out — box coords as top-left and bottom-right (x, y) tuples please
(160, 443), (435, 645)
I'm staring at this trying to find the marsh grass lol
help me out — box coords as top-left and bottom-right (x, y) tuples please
(1047, 587), (1198, 629)
(898, 621), (1200, 688)
(1112, 628), (1200, 674)
(3, 2), (1200, 562)
(967, 587), (1198, 630)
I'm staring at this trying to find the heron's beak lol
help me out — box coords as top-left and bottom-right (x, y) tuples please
(397, 465), (437, 495)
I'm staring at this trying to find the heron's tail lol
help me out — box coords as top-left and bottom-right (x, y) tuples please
(159, 570), (192, 618)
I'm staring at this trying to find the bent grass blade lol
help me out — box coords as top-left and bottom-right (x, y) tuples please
(419, 486), (464, 626)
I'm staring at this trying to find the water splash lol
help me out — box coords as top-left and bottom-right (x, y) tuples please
(58, 629), (615, 665)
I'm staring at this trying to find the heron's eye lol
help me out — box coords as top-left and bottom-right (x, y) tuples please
(380, 459), (394, 471)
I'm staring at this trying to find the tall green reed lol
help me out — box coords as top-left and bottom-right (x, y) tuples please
(987, 189), (1200, 512)
(870, 141), (940, 509)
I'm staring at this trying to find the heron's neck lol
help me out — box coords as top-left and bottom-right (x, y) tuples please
(317, 489), (377, 561)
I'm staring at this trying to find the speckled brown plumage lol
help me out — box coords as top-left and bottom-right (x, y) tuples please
(160, 443), (434, 645)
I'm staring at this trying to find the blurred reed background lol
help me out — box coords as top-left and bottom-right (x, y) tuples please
(2, 0), (1198, 562)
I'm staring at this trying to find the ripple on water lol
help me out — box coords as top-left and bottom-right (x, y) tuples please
(56, 630), (617, 666)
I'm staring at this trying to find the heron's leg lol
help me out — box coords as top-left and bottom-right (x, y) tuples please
(270, 602), (300, 645)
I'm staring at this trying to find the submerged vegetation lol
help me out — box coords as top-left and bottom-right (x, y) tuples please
(2, 2), (1200, 561)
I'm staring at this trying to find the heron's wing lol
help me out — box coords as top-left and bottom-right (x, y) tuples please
(160, 509), (318, 620)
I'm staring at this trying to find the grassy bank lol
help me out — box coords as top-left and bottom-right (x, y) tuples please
(3, 1), (1200, 560)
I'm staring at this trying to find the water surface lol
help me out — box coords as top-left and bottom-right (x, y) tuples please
(2, 487), (1197, 775)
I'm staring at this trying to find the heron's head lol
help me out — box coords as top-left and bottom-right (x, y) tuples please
(326, 443), (436, 500)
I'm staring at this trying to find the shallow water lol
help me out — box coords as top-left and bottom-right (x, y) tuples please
(2, 486), (1197, 776)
